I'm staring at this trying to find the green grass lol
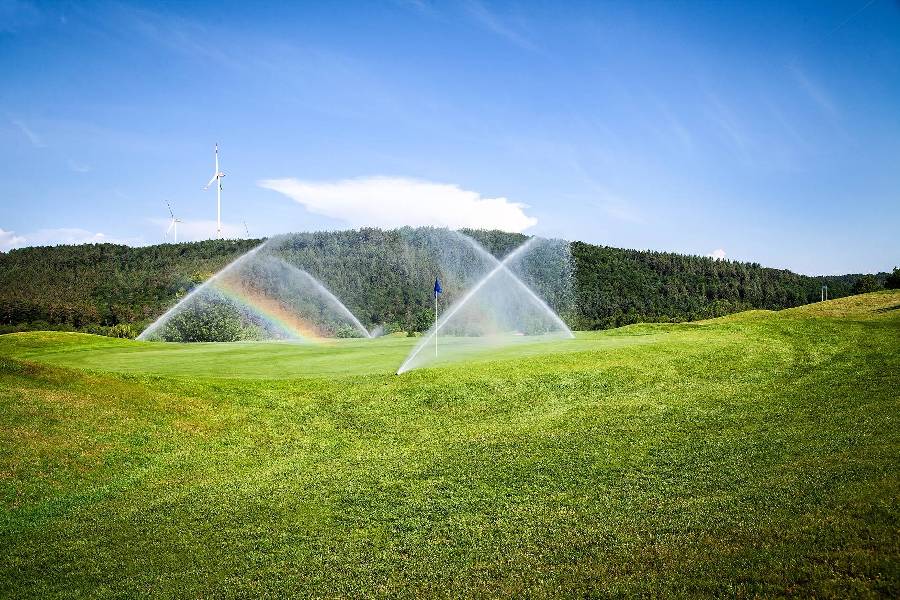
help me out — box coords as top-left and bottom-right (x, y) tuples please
(1, 291), (898, 598)
(0, 329), (664, 379)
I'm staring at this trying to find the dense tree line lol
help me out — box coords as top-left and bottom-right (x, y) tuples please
(571, 242), (888, 329)
(0, 239), (259, 336)
(0, 228), (889, 337)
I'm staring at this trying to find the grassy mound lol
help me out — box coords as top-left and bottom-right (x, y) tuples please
(1, 292), (898, 597)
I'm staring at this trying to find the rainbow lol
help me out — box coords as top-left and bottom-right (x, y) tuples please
(213, 275), (327, 342)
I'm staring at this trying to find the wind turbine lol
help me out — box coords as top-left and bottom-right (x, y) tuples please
(203, 143), (225, 238)
(243, 220), (249, 238)
(165, 201), (183, 243)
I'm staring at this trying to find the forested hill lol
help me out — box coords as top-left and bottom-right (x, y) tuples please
(571, 242), (889, 329)
(0, 228), (892, 337)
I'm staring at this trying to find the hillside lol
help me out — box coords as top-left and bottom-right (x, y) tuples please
(0, 228), (890, 337)
(1, 291), (898, 597)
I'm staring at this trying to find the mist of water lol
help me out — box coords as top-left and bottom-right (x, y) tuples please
(268, 256), (371, 338)
(137, 238), (371, 342)
(137, 243), (266, 341)
(453, 231), (574, 336)
(396, 235), (574, 374)
(137, 229), (573, 366)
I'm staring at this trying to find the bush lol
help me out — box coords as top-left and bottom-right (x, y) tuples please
(157, 297), (248, 342)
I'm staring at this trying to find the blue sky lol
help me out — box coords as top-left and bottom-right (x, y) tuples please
(1, 0), (898, 274)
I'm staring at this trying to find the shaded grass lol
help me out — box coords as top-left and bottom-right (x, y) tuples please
(1, 292), (898, 598)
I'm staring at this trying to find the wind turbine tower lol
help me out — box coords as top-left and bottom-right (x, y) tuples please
(204, 144), (226, 238)
(165, 201), (183, 243)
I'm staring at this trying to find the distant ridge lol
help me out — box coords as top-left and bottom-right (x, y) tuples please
(0, 228), (890, 338)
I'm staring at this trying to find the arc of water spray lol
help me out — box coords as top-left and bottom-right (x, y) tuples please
(270, 257), (371, 338)
(137, 242), (268, 341)
(137, 239), (371, 341)
(396, 237), (573, 374)
(454, 232), (574, 339)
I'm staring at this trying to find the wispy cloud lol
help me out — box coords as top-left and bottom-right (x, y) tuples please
(259, 176), (538, 233)
(391, 0), (433, 14)
(464, 0), (538, 51)
(655, 101), (694, 154)
(563, 156), (646, 224)
(598, 199), (643, 224)
(827, 0), (876, 37)
(0, 227), (142, 250)
(764, 97), (809, 150)
(11, 118), (45, 147)
(789, 63), (838, 118)
(705, 93), (751, 155)
(581, 184), (644, 225)
(30, 228), (110, 245)
(709, 248), (726, 260)
(80, 3), (407, 124)
(111, 4), (232, 69)
(67, 159), (91, 173)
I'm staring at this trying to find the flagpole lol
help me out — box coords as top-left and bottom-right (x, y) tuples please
(433, 277), (441, 358)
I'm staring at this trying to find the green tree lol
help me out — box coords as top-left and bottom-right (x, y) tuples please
(852, 274), (881, 295)
(885, 267), (900, 289)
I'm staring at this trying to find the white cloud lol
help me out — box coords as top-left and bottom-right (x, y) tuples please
(0, 227), (141, 250)
(27, 228), (135, 246)
(11, 118), (45, 148)
(30, 228), (109, 245)
(3, 218), (249, 251)
(0, 228), (26, 251)
(259, 176), (538, 233)
(149, 218), (246, 242)
(709, 248), (726, 260)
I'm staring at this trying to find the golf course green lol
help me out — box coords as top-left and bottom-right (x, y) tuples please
(2, 291), (898, 597)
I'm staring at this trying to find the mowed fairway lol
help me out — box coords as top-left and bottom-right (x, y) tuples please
(1, 292), (898, 598)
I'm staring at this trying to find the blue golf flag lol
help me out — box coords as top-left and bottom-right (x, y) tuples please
(434, 277), (442, 297)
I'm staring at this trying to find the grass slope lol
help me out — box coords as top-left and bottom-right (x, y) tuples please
(1, 291), (898, 598)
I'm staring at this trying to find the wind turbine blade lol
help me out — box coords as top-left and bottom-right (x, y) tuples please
(166, 219), (175, 235)
(204, 174), (217, 189)
(166, 201), (174, 219)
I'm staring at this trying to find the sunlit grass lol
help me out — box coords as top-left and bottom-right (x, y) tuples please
(1, 291), (898, 598)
